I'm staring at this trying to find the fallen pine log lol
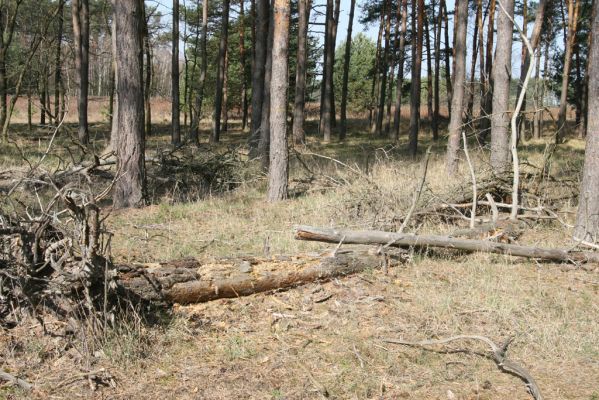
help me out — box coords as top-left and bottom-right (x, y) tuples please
(116, 252), (380, 305)
(294, 225), (599, 264)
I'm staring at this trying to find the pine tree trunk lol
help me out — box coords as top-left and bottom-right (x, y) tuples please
(190, 0), (208, 145)
(266, 0), (290, 202)
(319, 0), (335, 142)
(433, 0), (441, 138)
(258, 6), (274, 166)
(211, 0), (229, 143)
(249, 0), (269, 155)
(375, 0), (390, 137)
(408, 0), (424, 156)
(424, 13), (434, 139)
(442, 0), (452, 116)
(292, 0), (311, 144)
(54, 0), (64, 126)
(329, 0), (340, 128)
(113, 0), (146, 209)
(392, 0), (408, 141)
(222, 47), (229, 132)
(556, 0), (580, 142)
(238, 0), (249, 131)
(445, 0), (468, 174)
(109, 0), (119, 149)
(490, 0), (514, 171)
(478, 0), (495, 138)
(466, 0), (481, 121)
(574, 0), (599, 241)
(369, 13), (384, 134)
(72, 0), (90, 145)
(142, 3), (152, 138)
(172, 0), (181, 144)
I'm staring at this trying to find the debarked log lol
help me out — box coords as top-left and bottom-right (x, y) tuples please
(116, 252), (379, 305)
(294, 225), (599, 264)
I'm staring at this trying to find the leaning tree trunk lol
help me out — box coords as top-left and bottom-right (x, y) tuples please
(339, 0), (355, 140)
(211, 0), (229, 143)
(249, 0), (268, 155)
(292, 0), (311, 144)
(266, 0), (290, 202)
(392, 0), (408, 141)
(172, 0), (181, 145)
(445, 0), (468, 174)
(490, 0), (514, 171)
(574, 0), (599, 242)
(408, 0), (424, 156)
(556, 0), (580, 143)
(113, 0), (146, 209)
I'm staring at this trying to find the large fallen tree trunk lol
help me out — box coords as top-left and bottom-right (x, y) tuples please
(294, 225), (599, 264)
(117, 252), (380, 305)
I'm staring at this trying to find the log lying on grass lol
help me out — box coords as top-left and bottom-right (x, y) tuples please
(117, 252), (379, 305)
(294, 225), (599, 264)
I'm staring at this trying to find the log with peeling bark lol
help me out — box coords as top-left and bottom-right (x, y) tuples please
(294, 225), (599, 264)
(116, 252), (380, 305)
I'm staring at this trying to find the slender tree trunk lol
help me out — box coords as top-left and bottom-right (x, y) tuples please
(479, 0), (496, 138)
(222, 47), (229, 132)
(319, 0), (335, 142)
(27, 85), (32, 131)
(171, 0), (181, 144)
(249, 0), (268, 155)
(266, 0), (290, 202)
(556, 0), (580, 142)
(258, 5), (274, 166)
(408, 0), (424, 156)
(385, 1), (397, 136)
(329, 0), (340, 128)
(54, 0), (64, 126)
(72, 0), (90, 145)
(445, 0), (468, 174)
(113, 0), (146, 209)
(574, 0), (599, 241)
(392, 0), (408, 141)
(191, 0), (208, 145)
(375, 0), (390, 137)
(532, 47), (542, 139)
(424, 13), (435, 139)
(466, 0), (481, 120)
(339, 0), (355, 140)
(239, 0), (249, 131)
(442, 0), (452, 116)
(490, 0), (514, 171)
(110, 0), (119, 149)
(142, 3), (152, 137)
(369, 13), (384, 134)
(40, 64), (47, 125)
(292, 0), (311, 144)
(433, 0), (441, 139)
(211, 0), (229, 143)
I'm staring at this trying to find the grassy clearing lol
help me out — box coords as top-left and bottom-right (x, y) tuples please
(1, 115), (598, 399)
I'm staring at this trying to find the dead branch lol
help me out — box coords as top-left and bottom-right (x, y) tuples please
(0, 370), (33, 391)
(399, 146), (432, 233)
(294, 225), (599, 263)
(383, 335), (542, 400)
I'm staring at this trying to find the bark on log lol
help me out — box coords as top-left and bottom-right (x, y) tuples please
(116, 252), (379, 305)
(294, 225), (599, 264)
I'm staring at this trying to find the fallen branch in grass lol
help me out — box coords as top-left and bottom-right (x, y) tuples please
(383, 335), (542, 400)
(0, 370), (33, 391)
(399, 146), (432, 233)
(117, 251), (385, 305)
(294, 225), (599, 263)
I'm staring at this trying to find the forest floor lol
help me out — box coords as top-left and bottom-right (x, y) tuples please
(1, 110), (598, 399)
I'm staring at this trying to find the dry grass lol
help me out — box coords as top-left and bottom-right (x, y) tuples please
(1, 112), (598, 400)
